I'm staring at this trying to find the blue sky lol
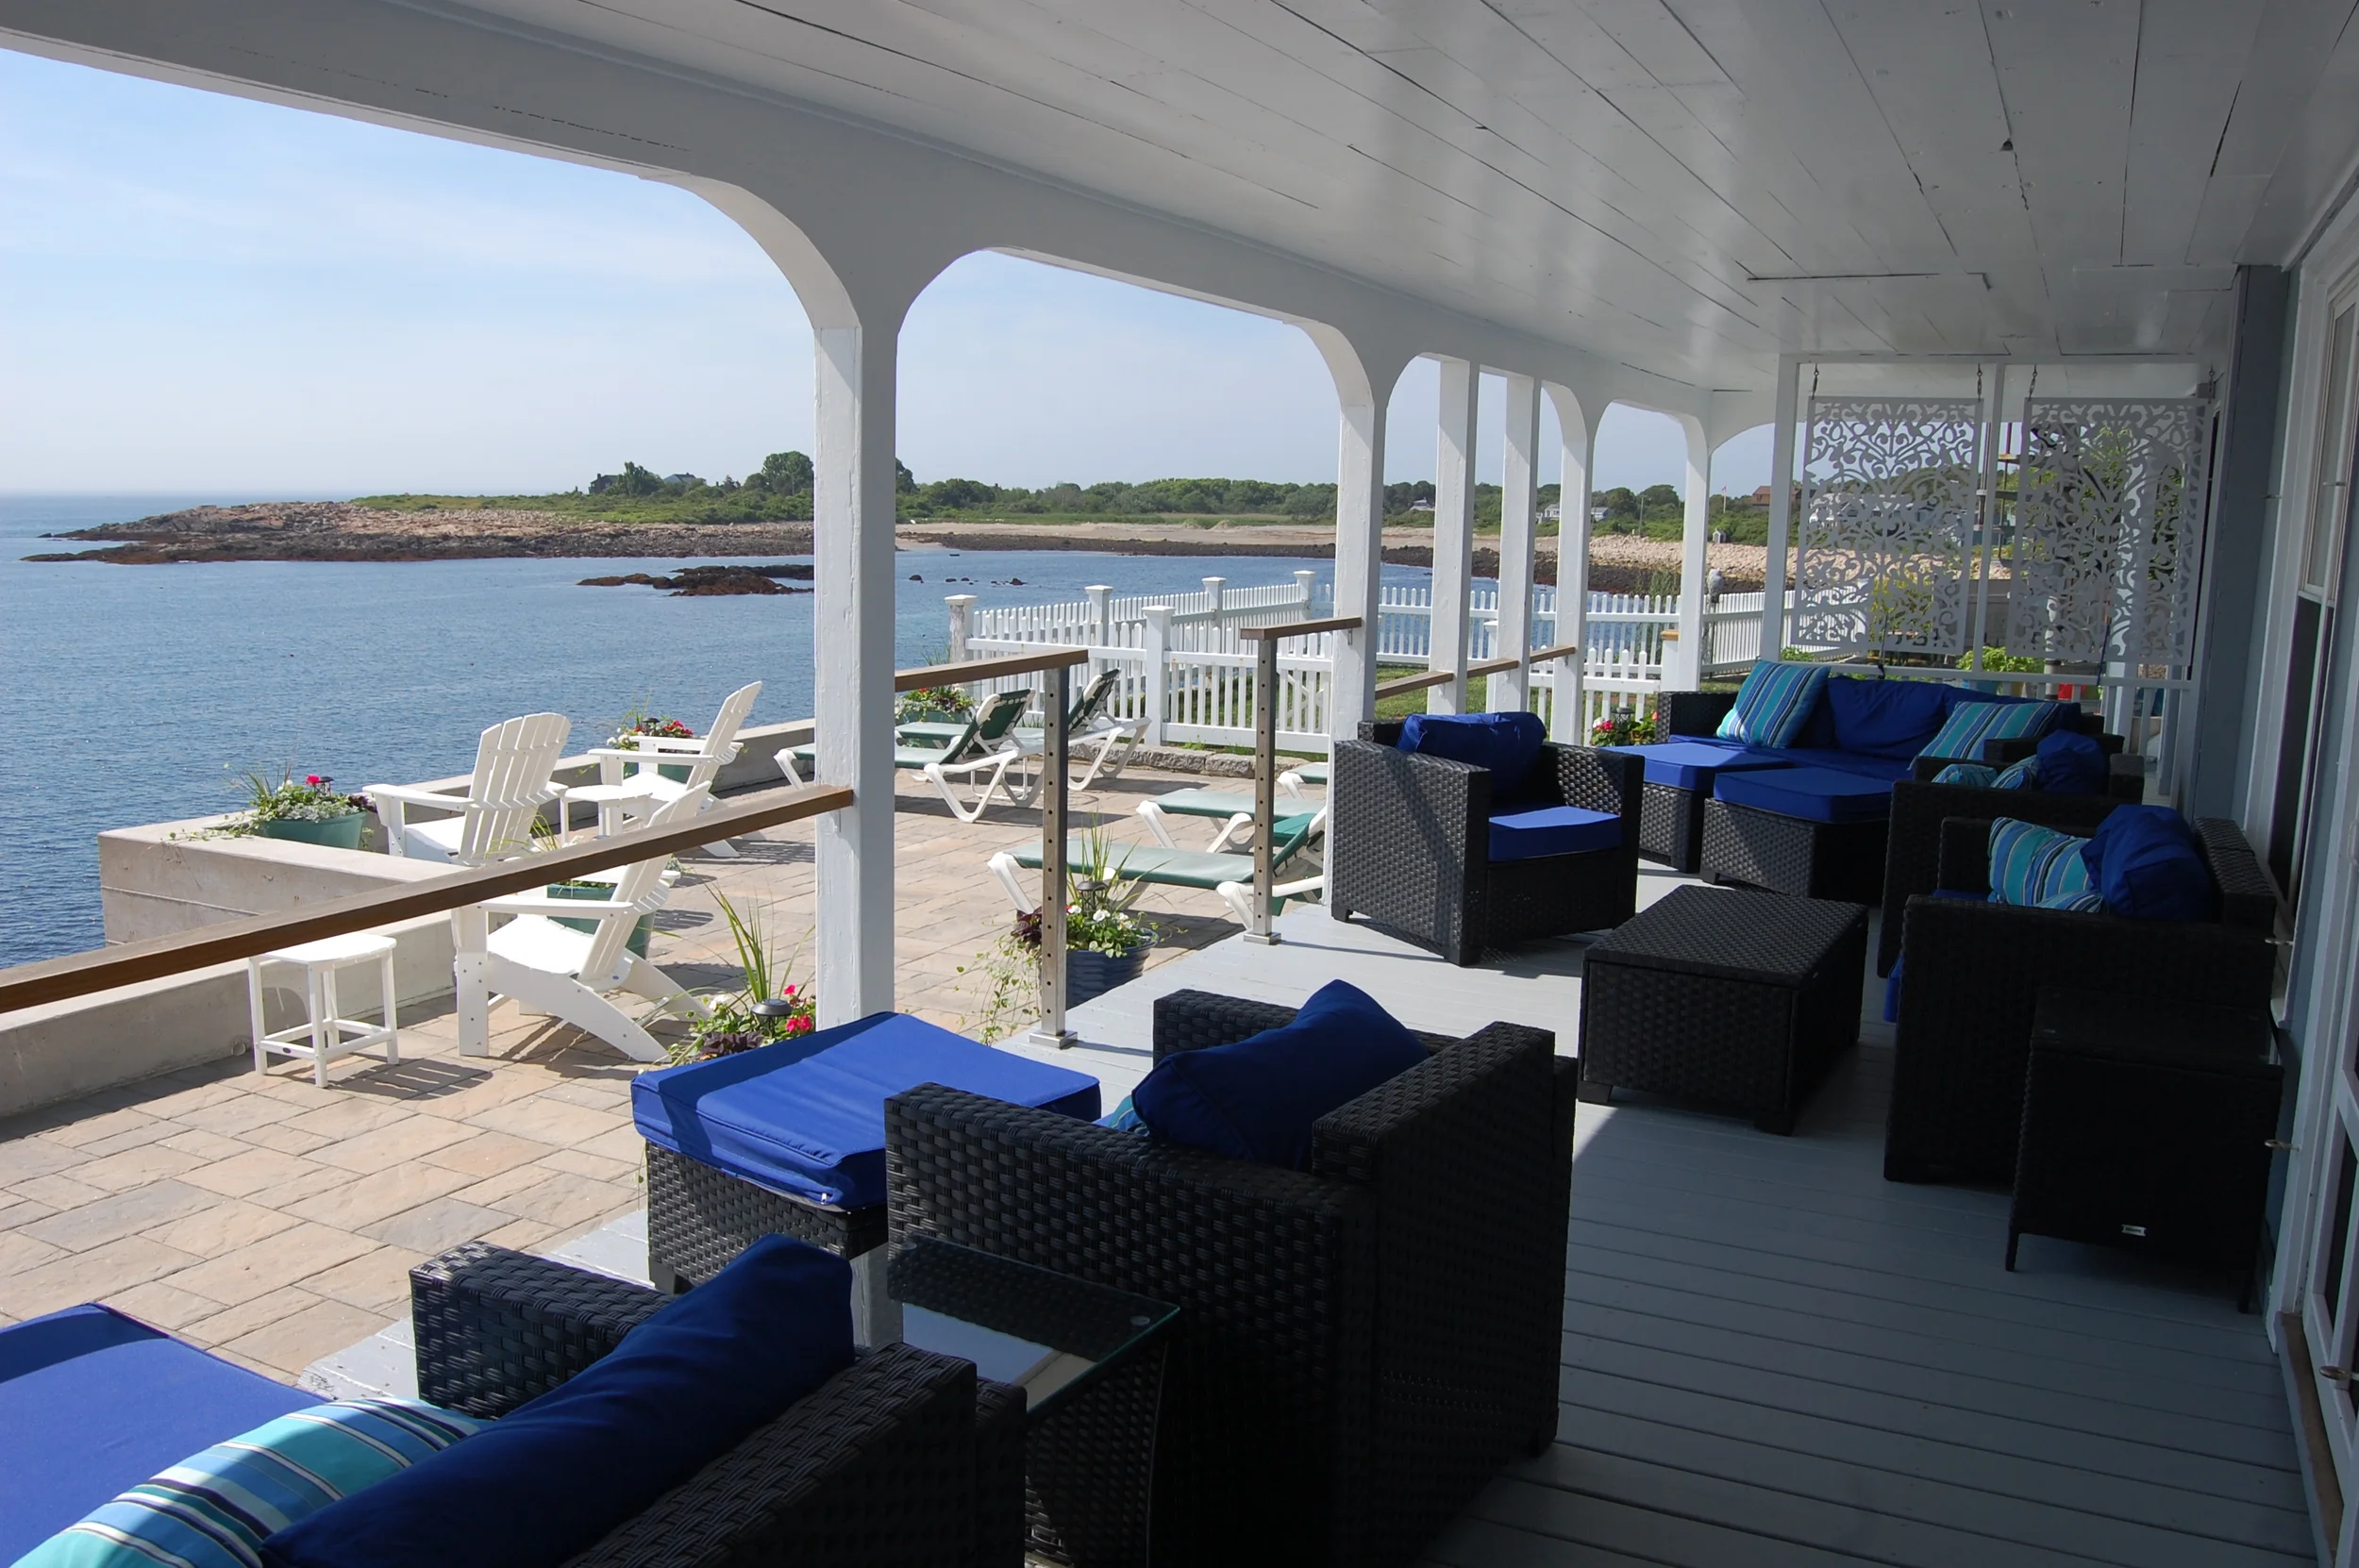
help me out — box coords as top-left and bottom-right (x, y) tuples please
(0, 47), (1767, 498)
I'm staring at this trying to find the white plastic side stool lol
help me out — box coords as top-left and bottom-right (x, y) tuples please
(247, 933), (401, 1087)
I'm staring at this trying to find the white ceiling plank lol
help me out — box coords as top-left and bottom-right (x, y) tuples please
(1984, 0), (2139, 273)
(2120, 0), (2265, 266)
(2239, 1), (2359, 261)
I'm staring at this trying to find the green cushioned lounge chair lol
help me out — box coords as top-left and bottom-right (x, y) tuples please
(777, 688), (1035, 823)
(986, 808), (1327, 926)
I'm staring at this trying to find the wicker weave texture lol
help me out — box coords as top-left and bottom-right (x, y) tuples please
(1660, 691), (1737, 739)
(1701, 798), (1887, 904)
(408, 1244), (1012, 1567)
(1886, 818), (2281, 1185)
(1330, 726), (1639, 965)
(885, 992), (1570, 1568)
(1580, 888), (1865, 1133)
(1638, 780), (1707, 871)
(646, 1143), (885, 1293)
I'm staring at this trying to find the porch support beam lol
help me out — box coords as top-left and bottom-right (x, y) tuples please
(1494, 373), (1542, 713)
(1673, 417), (1713, 690)
(1547, 384), (1598, 741)
(1761, 356), (1800, 665)
(1430, 358), (1479, 713)
(1330, 392), (1388, 736)
(811, 323), (898, 1026)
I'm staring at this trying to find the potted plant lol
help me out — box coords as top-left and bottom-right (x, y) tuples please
(669, 894), (816, 1064)
(895, 683), (975, 726)
(964, 833), (1156, 1040)
(236, 771), (369, 850)
(1589, 709), (1660, 748)
(611, 703), (698, 783)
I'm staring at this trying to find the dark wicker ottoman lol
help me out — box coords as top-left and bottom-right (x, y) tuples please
(1579, 885), (1867, 1134)
(1700, 777), (1891, 904)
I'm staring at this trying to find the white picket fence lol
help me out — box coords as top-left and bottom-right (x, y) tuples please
(948, 575), (1793, 750)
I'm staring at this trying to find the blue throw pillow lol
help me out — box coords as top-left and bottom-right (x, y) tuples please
(1715, 660), (1827, 749)
(2082, 806), (2217, 922)
(1822, 676), (1951, 759)
(1919, 698), (2068, 765)
(1397, 711), (1547, 795)
(20, 1401), (484, 1568)
(1992, 756), (2041, 790)
(1129, 979), (1428, 1170)
(1932, 762), (1999, 788)
(2035, 730), (2107, 795)
(262, 1237), (854, 1568)
(1988, 818), (2096, 909)
(1097, 1093), (1149, 1134)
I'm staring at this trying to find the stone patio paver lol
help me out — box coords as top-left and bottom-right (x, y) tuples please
(0, 766), (1273, 1377)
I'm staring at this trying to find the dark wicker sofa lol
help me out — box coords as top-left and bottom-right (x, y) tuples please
(1883, 816), (2280, 1187)
(1330, 721), (1641, 965)
(884, 989), (1576, 1568)
(411, 1243), (1024, 1567)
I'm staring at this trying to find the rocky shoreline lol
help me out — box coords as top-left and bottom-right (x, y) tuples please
(25, 498), (1774, 593)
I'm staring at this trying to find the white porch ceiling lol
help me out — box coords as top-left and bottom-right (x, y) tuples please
(165, 1), (2359, 385)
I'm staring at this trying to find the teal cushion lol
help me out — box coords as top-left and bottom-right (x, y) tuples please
(1096, 1093), (1150, 1134)
(1920, 699), (2068, 764)
(19, 1400), (484, 1568)
(1992, 757), (2041, 790)
(1932, 763), (1999, 788)
(1988, 818), (2097, 909)
(1715, 661), (1828, 749)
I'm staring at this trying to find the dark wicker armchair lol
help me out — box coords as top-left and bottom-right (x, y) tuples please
(410, 1243), (1024, 1567)
(1883, 816), (2280, 1187)
(884, 989), (1576, 1568)
(1329, 721), (1641, 965)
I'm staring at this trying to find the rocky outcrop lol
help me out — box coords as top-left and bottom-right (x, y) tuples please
(32, 501), (815, 564)
(579, 564), (814, 596)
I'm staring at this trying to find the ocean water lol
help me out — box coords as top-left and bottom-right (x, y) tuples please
(0, 494), (1404, 969)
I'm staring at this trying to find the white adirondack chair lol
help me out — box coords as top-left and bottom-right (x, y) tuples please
(450, 784), (713, 1063)
(577, 680), (761, 857)
(367, 713), (573, 865)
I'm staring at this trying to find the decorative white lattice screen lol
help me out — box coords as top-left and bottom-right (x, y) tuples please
(1793, 398), (1983, 655)
(2005, 399), (2214, 668)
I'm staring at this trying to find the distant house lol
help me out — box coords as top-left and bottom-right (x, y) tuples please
(1749, 485), (1773, 506)
(1410, 499), (1435, 513)
(1540, 502), (1561, 522)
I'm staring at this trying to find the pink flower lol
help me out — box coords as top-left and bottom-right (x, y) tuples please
(305, 775), (323, 786)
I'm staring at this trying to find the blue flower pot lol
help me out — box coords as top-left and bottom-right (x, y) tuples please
(1065, 943), (1150, 1007)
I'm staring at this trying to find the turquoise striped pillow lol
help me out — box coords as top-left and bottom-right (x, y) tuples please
(18, 1399), (485, 1568)
(1919, 699), (2067, 765)
(1988, 818), (2097, 909)
(1993, 756), (2041, 790)
(1932, 762), (1999, 788)
(1714, 661), (1828, 749)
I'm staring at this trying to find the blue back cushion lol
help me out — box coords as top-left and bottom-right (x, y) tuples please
(262, 1237), (855, 1568)
(0, 1305), (321, 1562)
(2083, 806), (2217, 922)
(1988, 819), (2097, 909)
(1486, 805), (1621, 861)
(1822, 676), (1951, 759)
(1715, 661), (1828, 749)
(1130, 979), (1428, 1170)
(2036, 730), (2107, 795)
(1919, 698), (2069, 763)
(635, 1013), (1099, 1209)
(1397, 711), (1547, 795)
(22, 1400), (484, 1568)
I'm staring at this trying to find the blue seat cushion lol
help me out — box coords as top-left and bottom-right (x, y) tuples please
(1397, 711), (1547, 795)
(1714, 660), (1828, 749)
(634, 1013), (1100, 1210)
(2036, 730), (2108, 795)
(1713, 766), (1894, 824)
(1487, 804), (1622, 861)
(1603, 741), (1790, 792)
(0, 1304), (321, 1562)
(1822, 676), (1952, 759)
(263, 1237), (854, 1568)
(1771, 747), (1916, 783)
(1130, 979), (1428, 1170)
(2083, 806), (2217, 922)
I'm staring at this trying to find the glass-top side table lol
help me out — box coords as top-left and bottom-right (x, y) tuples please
(891, 1239), (1179, 1567)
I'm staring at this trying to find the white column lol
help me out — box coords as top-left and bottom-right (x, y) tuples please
(811, 324), (897, 1026)
(1430, 358), (1479, 713)
(945, 594), (976, 663)
(1674, 418), (1712, 692)
(1330, 396), (1387, 736)
(1494, 373), (1541, 713)
(1761, 358), (1800, 663)
(1549, 389), (1598, 742)
(1142, 605), (1172, 745)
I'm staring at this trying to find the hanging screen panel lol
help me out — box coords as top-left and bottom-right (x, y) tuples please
(2006, 398), (2213, 668)
(1794, 397), (1983, 656)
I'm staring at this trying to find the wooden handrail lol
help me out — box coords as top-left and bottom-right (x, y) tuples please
(1529, 642), (1583, 663)
(1238, 616), (1364, 640)
(1378, 641), (1586, 697)
(896, 647), (1089, 693)
(1373, 668), (1456, 698)
(0, 783), (853, 1017)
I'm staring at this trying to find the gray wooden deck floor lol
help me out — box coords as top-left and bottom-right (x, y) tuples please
(1022, 889), (2316, 1568)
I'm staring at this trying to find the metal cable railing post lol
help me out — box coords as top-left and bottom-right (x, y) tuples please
(1030, 659), (1077, 1045)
